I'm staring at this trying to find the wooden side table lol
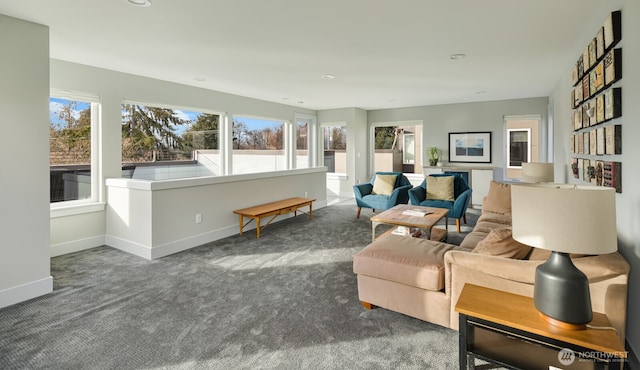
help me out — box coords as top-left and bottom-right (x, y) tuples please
(455, 284), (627, 370)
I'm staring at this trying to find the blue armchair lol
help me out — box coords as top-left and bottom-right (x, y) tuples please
(408, 174), (472, 233)
(353, 172), (412, 218)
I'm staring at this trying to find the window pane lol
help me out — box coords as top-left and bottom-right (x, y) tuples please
(323, 125), (346, 173)
(232, 116), (285, 174)
(121, 103), (220, 179)
(296, 119), (310, 169)
(373, 125), (421, 174)
(509, 130), (530, 167)
(49, 97), (92, 203)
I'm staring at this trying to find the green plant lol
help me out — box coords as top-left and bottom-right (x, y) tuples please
(426, 147), (442, 165)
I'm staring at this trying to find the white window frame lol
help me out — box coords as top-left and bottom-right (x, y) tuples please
(506, 128), (531, 169)
(50, 89), (102, 216)
(320, 122), (347, 175)
(293, 113), (317, 169)
(230, 114), (290, 175)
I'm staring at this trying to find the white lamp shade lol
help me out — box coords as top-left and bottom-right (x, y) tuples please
(511, 184), (617, 255)
(522, 162), (554, 183)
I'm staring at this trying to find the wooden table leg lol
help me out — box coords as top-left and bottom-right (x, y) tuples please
(256, 217), (261, 238)
(309, 202), (313, 220)
(238, 215), (244, 235)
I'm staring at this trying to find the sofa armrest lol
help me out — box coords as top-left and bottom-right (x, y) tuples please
(388, 184), (412, 206)
(353, 183), (373, 199)
(408, 186), (426, 205)
(444, 250), (630, 341)
(450, 188), (472, 218)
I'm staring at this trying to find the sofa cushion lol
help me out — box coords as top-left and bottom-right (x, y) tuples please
(426, 175), (455, 201)
(371, 174), (397, 195)
(353, 235), (464, 291)
(483, 181), (512, 215)
(472, 228), (532, 259)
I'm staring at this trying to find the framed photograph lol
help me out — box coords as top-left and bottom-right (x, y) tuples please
(448, 132), (492, 163)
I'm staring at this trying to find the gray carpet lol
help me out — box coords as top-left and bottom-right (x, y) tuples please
(0, 200), (479, 369)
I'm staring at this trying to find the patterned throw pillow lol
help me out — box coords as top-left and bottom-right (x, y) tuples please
(371, 174), (397, 195)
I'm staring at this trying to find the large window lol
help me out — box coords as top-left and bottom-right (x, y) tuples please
(49, 92), (98, 203)
(322, 124), (347, 174)
(232, 116), (286, 174)
(121, 102), (221, 179)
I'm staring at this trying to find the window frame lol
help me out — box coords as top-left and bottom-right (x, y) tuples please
(320, 122), (347, 175)
(230, 114), (290, 175)
(49, 89), (101, 214)
(293, 113), (317, 169)
(506, 128), (531, 169)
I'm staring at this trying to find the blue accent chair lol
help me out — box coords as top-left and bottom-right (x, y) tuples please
(408, 174), (472, 233)
(353, 172), (412, 218)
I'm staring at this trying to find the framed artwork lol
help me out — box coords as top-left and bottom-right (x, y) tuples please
(448, 132), (492, 163)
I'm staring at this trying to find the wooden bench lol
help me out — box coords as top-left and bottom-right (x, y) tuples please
(233, 197), (315, 238)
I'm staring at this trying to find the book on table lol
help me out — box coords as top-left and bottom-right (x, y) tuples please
(401, 209), (432, 217)
(392, 226), (422, 237)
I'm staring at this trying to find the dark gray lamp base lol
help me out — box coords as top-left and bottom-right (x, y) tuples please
(534, 251), (592, 330)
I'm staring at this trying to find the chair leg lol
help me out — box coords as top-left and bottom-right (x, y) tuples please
(463, 213), (467, 224)
(356, 207), (361, 219)
(456, 219), (461, 233)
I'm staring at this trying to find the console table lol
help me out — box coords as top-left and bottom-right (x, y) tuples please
(455, 284), (626, 369)
(233, 197), (315, 238)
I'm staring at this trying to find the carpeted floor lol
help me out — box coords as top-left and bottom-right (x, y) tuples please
(0, 200), (479, 369)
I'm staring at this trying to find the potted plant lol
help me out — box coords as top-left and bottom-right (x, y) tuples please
(426, 147), (442, 166)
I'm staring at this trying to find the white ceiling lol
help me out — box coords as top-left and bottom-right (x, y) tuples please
(0, 0), (603, 111)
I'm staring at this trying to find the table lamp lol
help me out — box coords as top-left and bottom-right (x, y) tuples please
(511, 183), (617, 330)
(521, 162), (554, 183)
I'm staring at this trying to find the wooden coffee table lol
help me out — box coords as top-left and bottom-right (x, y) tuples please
(370, 204), (449, 242)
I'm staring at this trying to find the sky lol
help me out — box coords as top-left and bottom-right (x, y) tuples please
(50, 98), (283, 134)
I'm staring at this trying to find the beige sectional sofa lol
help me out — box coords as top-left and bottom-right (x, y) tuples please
(353, 181), (630, 343)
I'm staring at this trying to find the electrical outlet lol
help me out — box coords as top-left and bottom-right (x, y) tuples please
(195, 213), (202, 224)
(304, 192), (308, 198)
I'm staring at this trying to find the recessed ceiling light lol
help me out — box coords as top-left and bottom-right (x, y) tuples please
(449, 53), (466, 60)
(127, 0), (152, 7)
(321, 74), (335, 80)
(297, 101), (304, 104)
(193, 77), (206, 82)
(475, 90), (487, 95)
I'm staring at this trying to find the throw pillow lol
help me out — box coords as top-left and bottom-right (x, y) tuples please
(472, 228), (533, 259)
(483, 181), (512, 215)
(371, 174), (397, 195)
(426, 176), (455, 201)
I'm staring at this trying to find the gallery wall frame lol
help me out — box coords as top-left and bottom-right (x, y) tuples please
(448, 131), (492, 163)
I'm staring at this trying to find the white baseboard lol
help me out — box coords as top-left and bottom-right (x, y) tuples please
(104, 235), (153, 260)
(104, 201), (328, 260)
(51, 235), (106, 257)
(151, 225), (239, 259)
(0, 276), (53, 309)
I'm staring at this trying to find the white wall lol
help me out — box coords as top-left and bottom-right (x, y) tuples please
(367, 97), (549, 180)
(105, 168), (327, 260)
(0, 15), (52, 307)
(551, 0), (640, 363)
(49, 60), (318, 256)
